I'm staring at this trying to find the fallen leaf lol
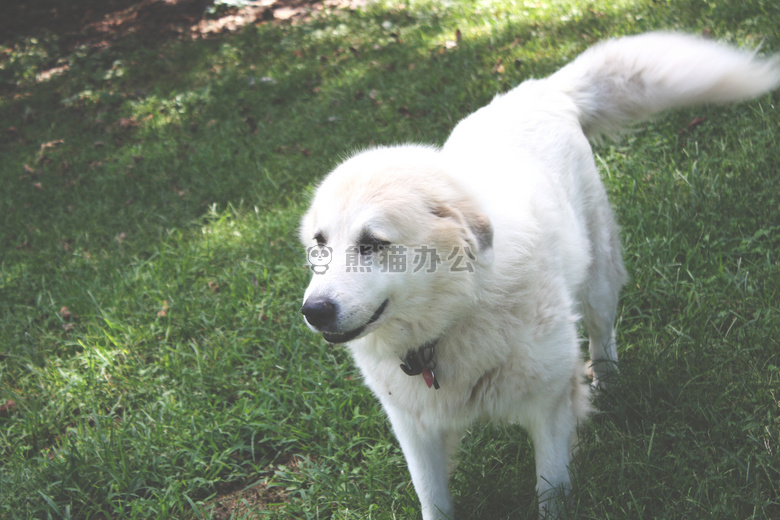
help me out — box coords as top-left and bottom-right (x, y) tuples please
(588, 7), (606, 18)
(443, 29), (462, 52)
(116, 117), (138, 129)
(0, 400), (16, 416)
(679, 117), (707, 135)
(157, 300), (170, 317)
(208, 281), (221, 293)
(116, 231), (127, 244)
(40, 139), (64, 151)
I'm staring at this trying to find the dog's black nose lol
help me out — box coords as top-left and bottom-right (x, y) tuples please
(301, 296), (338, 329)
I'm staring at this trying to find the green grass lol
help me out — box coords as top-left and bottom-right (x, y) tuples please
(1, 0), (779, 518)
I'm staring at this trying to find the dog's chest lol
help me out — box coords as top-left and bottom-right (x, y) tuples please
(351, 346), (505, 425)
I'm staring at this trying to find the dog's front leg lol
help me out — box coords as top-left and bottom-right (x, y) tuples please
(384, 404), (455, 520)
(527, 393), (579, 519)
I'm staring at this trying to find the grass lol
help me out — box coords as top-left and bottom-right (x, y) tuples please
(1, 0), (779, 518)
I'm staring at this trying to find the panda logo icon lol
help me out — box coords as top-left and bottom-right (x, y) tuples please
(307, 245), (333, 274)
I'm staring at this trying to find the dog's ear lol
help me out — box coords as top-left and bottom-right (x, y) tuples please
(432, 203), (493, 257)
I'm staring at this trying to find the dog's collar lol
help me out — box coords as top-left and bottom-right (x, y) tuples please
(400, 339), (440, 390)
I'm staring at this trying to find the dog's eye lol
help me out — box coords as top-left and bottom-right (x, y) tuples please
(358, 233), (390, 255)
(314, 232), (326, 245)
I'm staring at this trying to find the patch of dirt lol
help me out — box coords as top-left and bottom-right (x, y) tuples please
(210, 479), (291, 519)
(208, 454), (308, 518)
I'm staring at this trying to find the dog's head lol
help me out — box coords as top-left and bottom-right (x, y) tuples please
(299, 145), (493, 346)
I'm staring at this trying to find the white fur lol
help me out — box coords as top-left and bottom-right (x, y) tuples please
(299, 33), (780, 519)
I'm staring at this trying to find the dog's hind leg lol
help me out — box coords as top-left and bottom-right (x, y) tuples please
(582, 212), (626, 388)
(583, 289), (619, 388)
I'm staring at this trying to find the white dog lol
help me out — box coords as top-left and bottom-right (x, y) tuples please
(299, 33), (780, 519)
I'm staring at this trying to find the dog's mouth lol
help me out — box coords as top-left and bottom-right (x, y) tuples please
(322, 299), (389, 344)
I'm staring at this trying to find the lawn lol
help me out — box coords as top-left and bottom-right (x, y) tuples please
(1, 0), (778, 518)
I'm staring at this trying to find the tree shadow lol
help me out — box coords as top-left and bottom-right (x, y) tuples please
(0, 0), (360, 50)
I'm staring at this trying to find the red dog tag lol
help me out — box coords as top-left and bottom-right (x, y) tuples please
(422, 368), (439, 389)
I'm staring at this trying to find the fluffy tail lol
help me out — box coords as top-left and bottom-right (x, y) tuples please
(548, 32), (780, 140)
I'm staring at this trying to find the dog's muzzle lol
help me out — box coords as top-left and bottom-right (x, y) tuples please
(301, 297), (389, 344)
